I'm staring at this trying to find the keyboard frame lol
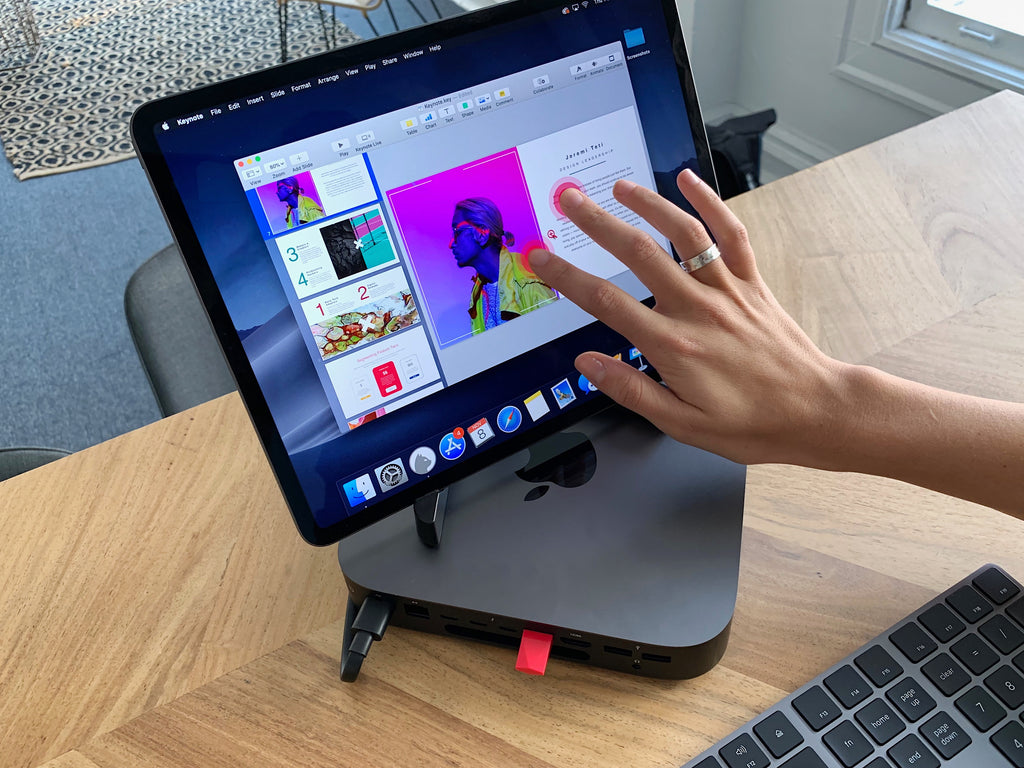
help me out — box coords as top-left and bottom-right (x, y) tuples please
(682, 564), (1024, 768)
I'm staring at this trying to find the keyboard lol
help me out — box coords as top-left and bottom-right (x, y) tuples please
(682, 564), (1024, 768)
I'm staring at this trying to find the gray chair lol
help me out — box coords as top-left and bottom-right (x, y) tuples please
(124, 244), (237, 417)
(0, 447), (70, 483)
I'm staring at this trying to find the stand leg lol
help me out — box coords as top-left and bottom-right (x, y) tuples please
(278, 0), (289, 63)
(413, 486), (448, 548)
(339, 597), (361, 682)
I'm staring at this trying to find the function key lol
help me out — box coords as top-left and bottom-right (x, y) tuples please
(985, 665), (1024, 709)
(855, 697), (906, 744)
(946, 585), (994, 623)
(955, 685), (1007, 732)
(855, 645), (904, 687)
(918, 711), (972, 759)
(719, 733), (769, 768)
(889, 623), (937, 663)
(918, 603), (965, 643)
(886, 677), (937, 722)
(793, 685), (842, 731)
(691, 758), (722, 768)
(753, 711), (804, 758)
(974, 567), (1021, 605)
(887, 733), (939, 768)
(823, 720), (873, 767)
(981, 614), (1024, 654)
(951, 633), (1000, 675)
(824, 665), (871, 709)
(991, 720), (1024, 768)
(1009, 596), (1024, 629)
(922, 652), (971, 696)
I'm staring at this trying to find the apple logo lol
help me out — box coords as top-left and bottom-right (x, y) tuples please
(515, 431), (597, 501)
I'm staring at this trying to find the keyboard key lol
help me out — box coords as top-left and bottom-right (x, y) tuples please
(823, 720), (873, 767)
(824, 665), (871, 709)
(974, 568), (1020, 604)
(1009, 597), (1024, 628)
(947, 584), (994, 623)
(855, 698), (906, 744)
(956, 685), (1007, 731)
(986, 665), (1024, 709)
(1017, 649), (1024, 673)
(921, 653), (971, 696)
(981, 614), (1024, 654)
(918, 711), (972, 759)
(991, 720), (1024, 768)
(889, 622), (937, 663)
(691, 758), (722, 768)
(753, 711), (803, 758)
(719, 733), (769, 768)
(864, 760), (890, 768)
(951, 632), (1000, 674)
(780, 748), (828, 768)
(792, 686), (841, 731)
(855, 645), (904, 687)
(918, 603), (965, 643)
(886, 733), (939, 768)
(886, 677), (937, 722)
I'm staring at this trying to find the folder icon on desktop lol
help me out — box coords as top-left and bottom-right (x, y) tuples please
(624, 28), (645, 48)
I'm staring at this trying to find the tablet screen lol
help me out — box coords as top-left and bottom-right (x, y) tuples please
(132, 0), (714, 544)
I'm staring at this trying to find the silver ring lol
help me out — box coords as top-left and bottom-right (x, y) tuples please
(680, 244), (720, 273)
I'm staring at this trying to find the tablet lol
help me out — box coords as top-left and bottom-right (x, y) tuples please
(132, 0), (716, 545)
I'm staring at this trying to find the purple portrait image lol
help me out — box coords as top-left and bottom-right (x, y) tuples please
(386, 148), (545, 348)
(256, 171), (326, 235)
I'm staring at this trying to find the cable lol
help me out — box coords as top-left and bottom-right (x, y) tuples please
(340, 594), (395, 682)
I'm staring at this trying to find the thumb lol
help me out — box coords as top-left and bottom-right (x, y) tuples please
(575, 353), (686, 429)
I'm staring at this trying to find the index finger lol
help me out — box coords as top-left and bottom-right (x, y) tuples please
(528, 247), (667, 349)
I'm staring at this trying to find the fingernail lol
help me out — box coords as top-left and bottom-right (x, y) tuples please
(527, 248), (551, 268)
(679, 169), (701, 186)
(560, 187), (584, 207)
(576, 354), (606, 384)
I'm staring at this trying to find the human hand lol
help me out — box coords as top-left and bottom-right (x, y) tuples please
(528, 170), (852, 468)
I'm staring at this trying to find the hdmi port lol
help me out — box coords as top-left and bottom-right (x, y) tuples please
(560, 636), (591, 648)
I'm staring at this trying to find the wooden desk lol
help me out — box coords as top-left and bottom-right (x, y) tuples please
(3, 91), (1024, 768)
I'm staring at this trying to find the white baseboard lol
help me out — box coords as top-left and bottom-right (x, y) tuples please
(760, 123), (837, 178)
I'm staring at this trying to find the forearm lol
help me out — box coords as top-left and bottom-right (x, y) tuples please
(811, 363), (1024, 518)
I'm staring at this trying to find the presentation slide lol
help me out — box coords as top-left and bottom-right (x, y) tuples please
(346, 382), (443, 431)
(276, 204), (398, 300)
(301, 266), (420, 361)
(517, 106), (655, 279)
(327, 326), (441, 416)
(386, 148), (557, 350)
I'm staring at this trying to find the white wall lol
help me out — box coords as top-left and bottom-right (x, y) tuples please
(690, 0), (997, 180)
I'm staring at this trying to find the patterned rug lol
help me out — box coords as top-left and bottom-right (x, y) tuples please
(0, 0), (358, 180)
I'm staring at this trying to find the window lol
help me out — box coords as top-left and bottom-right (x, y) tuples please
(884, 0), (1024, 90)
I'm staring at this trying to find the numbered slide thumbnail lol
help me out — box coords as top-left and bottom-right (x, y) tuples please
(276, 205), (398, 299)
(386, 148), (557, 349)
(302, 267), (420, 361)
(256, 171), (326, 234)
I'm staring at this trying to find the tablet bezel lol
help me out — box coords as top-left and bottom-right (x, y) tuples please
(131, 0), (716, 545)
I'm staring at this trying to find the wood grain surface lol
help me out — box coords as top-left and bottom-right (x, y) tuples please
(4, 91), (1024, 768)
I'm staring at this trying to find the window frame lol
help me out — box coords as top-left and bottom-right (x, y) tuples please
(877, 0), (1024, 91)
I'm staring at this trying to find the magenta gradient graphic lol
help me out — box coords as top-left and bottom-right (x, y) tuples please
(255, 171), (325, 235)
(386, 148), (543, 348)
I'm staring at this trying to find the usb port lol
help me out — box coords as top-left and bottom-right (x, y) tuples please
(404, 603), (429, 619)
